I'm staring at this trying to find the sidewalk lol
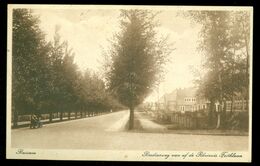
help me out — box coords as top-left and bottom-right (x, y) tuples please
(135, 112), (167, 132)
(105, 110), (129, 132)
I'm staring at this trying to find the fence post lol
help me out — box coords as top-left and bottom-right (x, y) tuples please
(13, 111), (18, 128)
(188, 116), (190, 128)
(49, 112), (53, 122)
(185, 115), (187, 128)
(60, 112), (63, 121)
(195, 114), (198, 129)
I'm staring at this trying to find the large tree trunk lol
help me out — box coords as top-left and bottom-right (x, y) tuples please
(216, 113), (221, 129)
(222, 101), (227, 129)
(128, 107), (134, 130)
(208, 99), (215, 128)
(216, 68), (223, 129)
(215, 101), (222, 129)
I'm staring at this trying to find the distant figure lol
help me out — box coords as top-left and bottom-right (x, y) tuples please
(37, 114), (43, 128)
(30, 114), (42, 129)
(110, 109), (113, 113)
(30, 114), (37, 129)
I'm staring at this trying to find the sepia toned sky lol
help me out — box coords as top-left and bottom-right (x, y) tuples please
(32, 8), (202, 102)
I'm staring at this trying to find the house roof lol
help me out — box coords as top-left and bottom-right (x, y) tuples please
(158, 89), (177, 103)
(176, 87), (197, 99)
(159, 87), (198, 103)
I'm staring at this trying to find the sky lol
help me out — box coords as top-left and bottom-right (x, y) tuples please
(32, 7), (203, 102)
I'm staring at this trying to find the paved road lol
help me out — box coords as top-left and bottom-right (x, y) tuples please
(11, 110), (249, 151)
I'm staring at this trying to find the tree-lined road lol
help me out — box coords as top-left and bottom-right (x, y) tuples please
(12, 110), (248, 151)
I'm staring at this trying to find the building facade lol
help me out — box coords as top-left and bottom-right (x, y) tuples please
(156, 87), (206, 113)
(144, 87), (248, 113)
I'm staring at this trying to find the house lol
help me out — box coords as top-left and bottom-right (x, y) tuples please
(147, 87), (248, 113)
(157, 89), (177, 111)
(157, 87), (209, 113)
(176, 87), (197, 112)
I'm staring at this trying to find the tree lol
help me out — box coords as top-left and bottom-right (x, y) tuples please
(12, 9), (142, 127)
(48, 25), (67, 121)
(78, 70), (107, 116)
(59, 41), (79, 120)
(105, 10), (172, 130)
(184, 11), (251, 129)
(230, 11), (250, 112)
(12, 9), (52, 126)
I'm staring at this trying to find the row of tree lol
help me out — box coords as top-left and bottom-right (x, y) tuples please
(12, 9), (124, 127)
(185, 11), (251, 129)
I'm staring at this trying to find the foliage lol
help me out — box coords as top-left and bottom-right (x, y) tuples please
(12, 9), (51, 116)
(183, 10), (251, 129)
(185, 11), (250, 101)
(12, 9), (122, 125)
(104, 9), (172, 129)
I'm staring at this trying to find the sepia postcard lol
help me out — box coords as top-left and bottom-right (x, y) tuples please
(6, 5), (253, 162)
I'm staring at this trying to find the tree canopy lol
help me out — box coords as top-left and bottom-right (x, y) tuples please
(12, 9), (123, 127)
(104, 9), (172, 129)
(183, 10), (251, 128)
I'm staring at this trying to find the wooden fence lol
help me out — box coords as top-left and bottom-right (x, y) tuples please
(169, 111), (208, 129)
(154, 109), (249, 130)
(12, 111), (110, 128)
